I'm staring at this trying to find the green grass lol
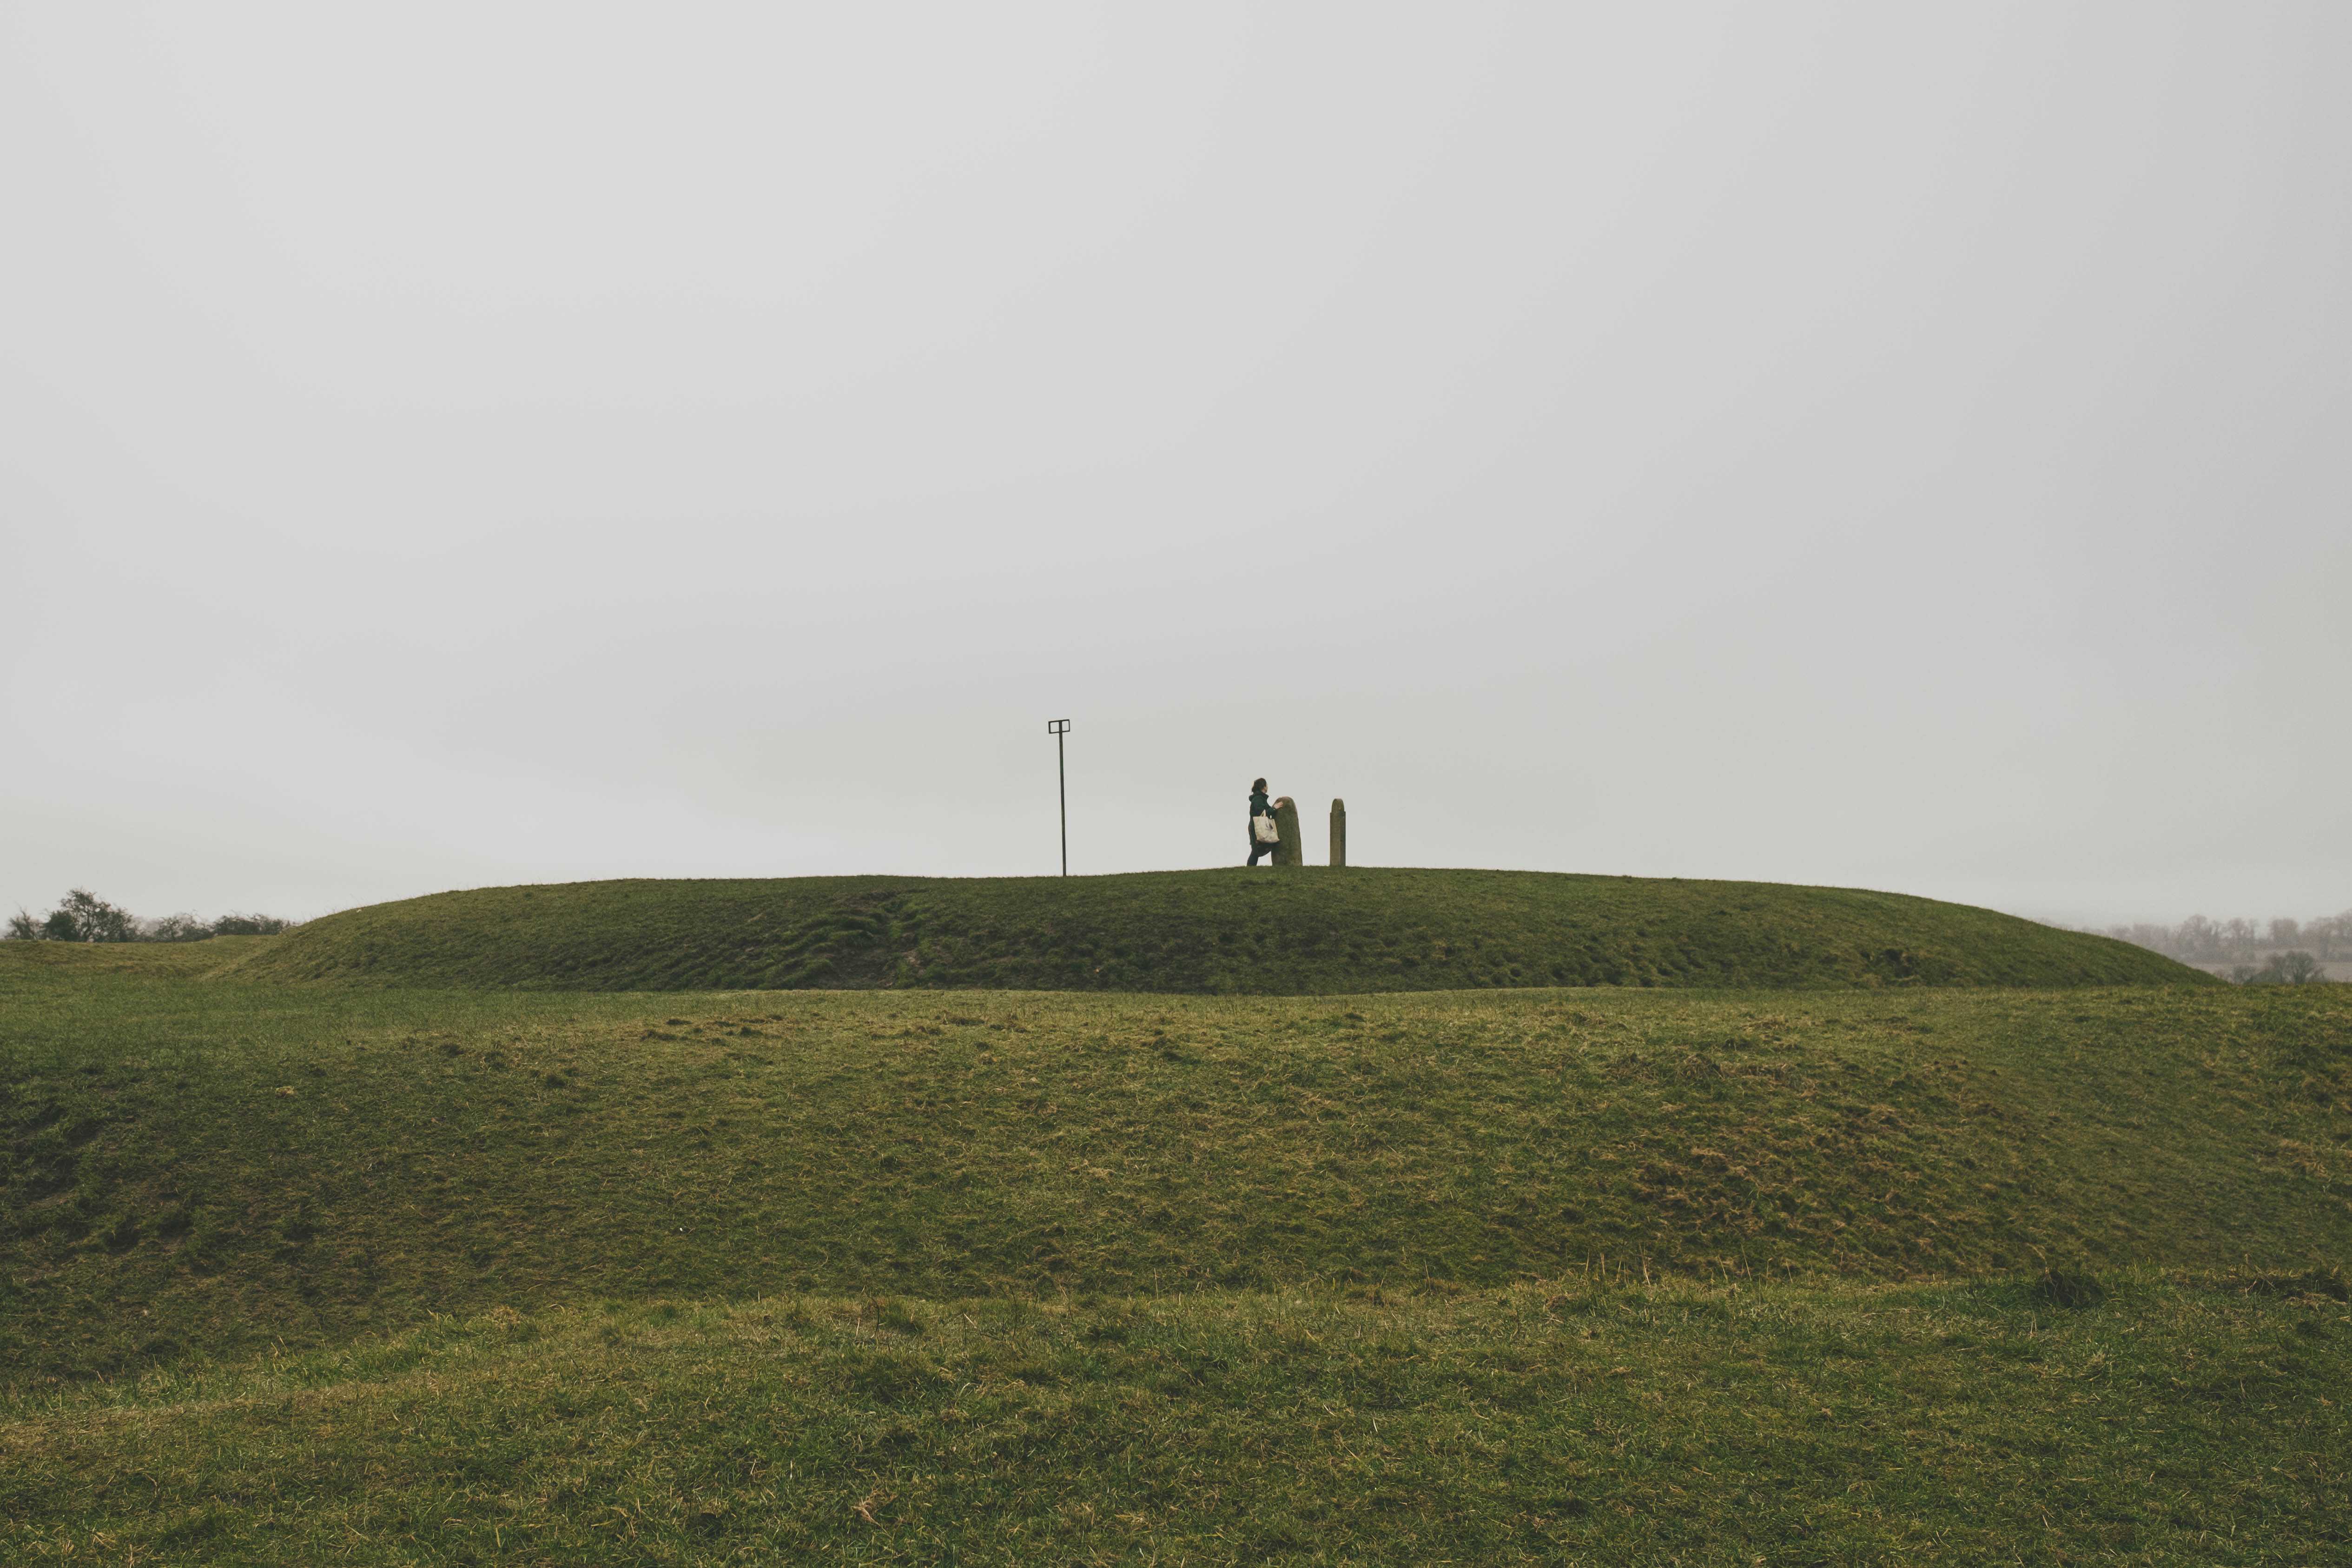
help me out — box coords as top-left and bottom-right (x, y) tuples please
(5, 944), (2338, 1388)
(5, 1278), (2347, 1564)
(4, 937), (2343, 1562)
(230, 867), (2207, 992)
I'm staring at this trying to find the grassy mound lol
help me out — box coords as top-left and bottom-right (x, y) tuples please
(7, 1279), (2346, 1564)
(231, 868), (2206, 992)
(5, 947), (2340, 1389)
(6, 944), (2345, 1562)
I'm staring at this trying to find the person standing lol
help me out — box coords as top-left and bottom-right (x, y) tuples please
(1247, 777), (1278, 866)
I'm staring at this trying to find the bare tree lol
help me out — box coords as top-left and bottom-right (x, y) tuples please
(2260, 951), (2326, 985)
(49, 890), (138, 942)
(2177, 915), (2217, 959)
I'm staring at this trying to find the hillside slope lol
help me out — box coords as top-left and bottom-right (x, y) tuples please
(5, 951), (2340, 1387)
(232, 868), (2204, 992)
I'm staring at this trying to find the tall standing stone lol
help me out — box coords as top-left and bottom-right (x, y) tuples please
(1330, 798), (1347, 867)
(1272, 796), (1303, 867)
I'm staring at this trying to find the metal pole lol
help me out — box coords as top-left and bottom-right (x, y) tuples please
(1047, 719), (1071, 875)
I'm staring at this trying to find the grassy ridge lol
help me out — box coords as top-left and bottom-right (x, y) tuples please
(3, 941), (2345, 1564)
(5, 1279), (2348, 1564)
(231, 868), (2206, 992)
(5, 946), (2340, 1388)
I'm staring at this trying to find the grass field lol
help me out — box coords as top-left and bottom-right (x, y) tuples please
(3, 917), (2345, 1563)
(231, 868), (2205, 993)
(7, 942), (2341, 1385)
(7, 1278), (2346, 1565)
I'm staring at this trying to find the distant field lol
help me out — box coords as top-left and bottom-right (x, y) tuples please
(3, 931), (2340, 1563)
(231, 867), (2207, 993)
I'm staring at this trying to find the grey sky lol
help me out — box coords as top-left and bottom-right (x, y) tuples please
(4, 3), (2346, 930)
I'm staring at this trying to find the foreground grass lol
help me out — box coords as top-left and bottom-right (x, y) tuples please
(5, 1277), (2348, 1565)
(5, 944), (2347, 1562)
(5, 946), (2344, 1388)
(229, 868), (2203, 993)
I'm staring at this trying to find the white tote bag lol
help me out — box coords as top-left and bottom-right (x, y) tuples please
(1252, 813), (1280, 845)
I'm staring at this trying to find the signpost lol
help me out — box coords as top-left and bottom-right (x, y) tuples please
(1046, 719), (1071, 876)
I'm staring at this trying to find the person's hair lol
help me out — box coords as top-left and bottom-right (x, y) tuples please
(1252, 777), (1267, 792)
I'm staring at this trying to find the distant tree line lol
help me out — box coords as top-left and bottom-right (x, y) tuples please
(5, 889), (293, 943)
(2096, 910), (2347, 985)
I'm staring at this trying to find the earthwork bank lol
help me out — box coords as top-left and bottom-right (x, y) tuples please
(230, 867), (2204, 992)
(3, 874), (2343, 1564)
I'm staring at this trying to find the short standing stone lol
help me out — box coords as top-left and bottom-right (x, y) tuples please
(1272, 796), (1303, 867)
(1330, 799), (1346, 867)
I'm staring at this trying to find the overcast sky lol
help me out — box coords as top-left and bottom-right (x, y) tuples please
(4, 3), (2346, 930)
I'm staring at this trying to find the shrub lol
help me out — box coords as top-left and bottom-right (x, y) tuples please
(2246, 951), (2326, 986)
(144, 913), (215, 943)
(40, 890), (139, 943)
(1, 894), (293, 943)
(211, 913), (291, 937)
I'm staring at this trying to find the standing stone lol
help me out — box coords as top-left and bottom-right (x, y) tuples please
(1272, 796), (1304, 867)
(1330, 798), (1347, 867)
